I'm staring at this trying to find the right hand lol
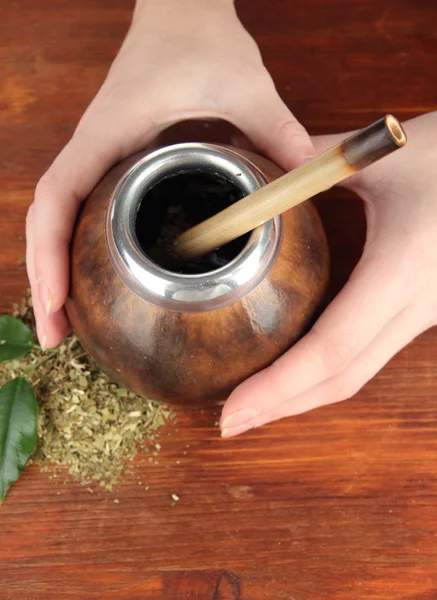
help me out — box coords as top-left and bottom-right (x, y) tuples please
(220, 112), (437, 437)
(27, 0), (313, 349)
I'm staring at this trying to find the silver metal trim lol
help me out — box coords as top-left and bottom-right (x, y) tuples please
(106, 143), (282, 312)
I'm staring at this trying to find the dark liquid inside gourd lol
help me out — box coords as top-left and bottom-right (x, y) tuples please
(135, 172), (250, 274)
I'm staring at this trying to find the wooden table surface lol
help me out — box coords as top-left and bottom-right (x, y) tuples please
(1, 1), (437, 598)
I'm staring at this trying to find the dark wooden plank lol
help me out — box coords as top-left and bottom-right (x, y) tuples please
(1, 1), (437, 598)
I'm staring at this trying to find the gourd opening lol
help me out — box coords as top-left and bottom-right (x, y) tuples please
(135, 171), (250, 274)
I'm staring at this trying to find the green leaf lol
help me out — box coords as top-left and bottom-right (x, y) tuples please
(0, 315), (34, 361)
(0, 378), (38, 503)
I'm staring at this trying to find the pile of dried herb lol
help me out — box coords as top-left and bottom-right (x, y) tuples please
(0, 293), (173, 501)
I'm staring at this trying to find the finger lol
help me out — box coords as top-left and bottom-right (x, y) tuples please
(25, 204), (36, 295)
(220, 250), (411, 433)
(26, 203), (70, 348)
(32, 104), (160, 321)
(33, 305), (71, 350)
(33, 114), (125, 316)
(222, 305), (423, 437)
(230, 133), (258, 153)
(26, 203), (43, 343)
(231, 81), (315, 171)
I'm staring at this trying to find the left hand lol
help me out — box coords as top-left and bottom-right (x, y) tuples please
(220, 112), (437, 437)
(26, 0), (312, 350)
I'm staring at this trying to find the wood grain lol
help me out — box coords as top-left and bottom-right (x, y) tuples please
(1, 0), (436, 598)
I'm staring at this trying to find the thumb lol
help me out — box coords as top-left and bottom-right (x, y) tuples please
(232, 85), (314, 171)
(219, 243), (410, 437)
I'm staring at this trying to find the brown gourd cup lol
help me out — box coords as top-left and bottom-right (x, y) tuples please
(66, 142), (329, 407)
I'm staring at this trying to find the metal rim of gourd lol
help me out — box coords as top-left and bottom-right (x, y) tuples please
(106, 143), (283, 313)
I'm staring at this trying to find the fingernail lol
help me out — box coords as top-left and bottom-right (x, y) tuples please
(221, 422), (255, 438)
(41, 335), (47, 351)
(221, 408), (260, 431)
(38, 280), (52, 316)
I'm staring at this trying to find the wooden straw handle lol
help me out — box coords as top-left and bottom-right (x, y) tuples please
(170, 115), (407, 262)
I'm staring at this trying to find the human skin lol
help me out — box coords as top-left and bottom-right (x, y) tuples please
(26, 1), (437, 437)
(26, 0), (313, 349)
(221, 112), (437, 437)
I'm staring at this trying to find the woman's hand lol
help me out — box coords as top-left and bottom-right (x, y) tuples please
(220, 112), (437, 437)
(27, 0), (312, 349)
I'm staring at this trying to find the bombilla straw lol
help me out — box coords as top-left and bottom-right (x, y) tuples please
(168, 115), (406, 262)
